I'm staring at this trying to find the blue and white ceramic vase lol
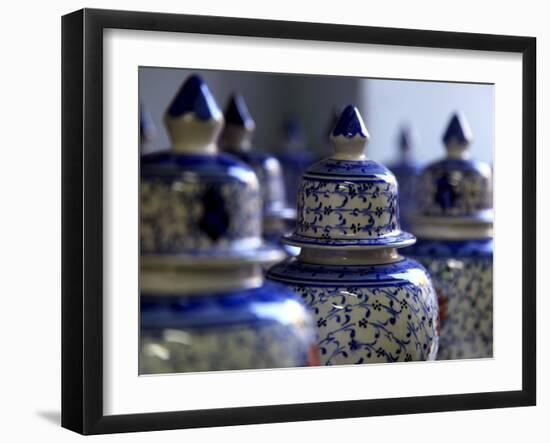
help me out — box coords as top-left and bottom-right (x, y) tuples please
(405, 112), (493, 360)
(267, 106), (439, 365)
(140, 75), (318, 374)
(276, 118), (315, 208)
(220, 94), (296, 253)
(387, 125), (422, 231)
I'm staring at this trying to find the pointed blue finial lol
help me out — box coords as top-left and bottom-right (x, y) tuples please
(399, 125), (417, 153)
(330, 106), (370, 160)
(224, 94), (255, 130)
(331, 105), (368, 139)
(220, 94), (255, 152)
(442, 112), (473, 146)
(167, 74), (222, 120)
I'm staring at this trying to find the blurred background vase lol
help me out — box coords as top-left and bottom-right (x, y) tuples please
(387, 125), (423, 231)
(267, 106), (439, 365)
(404, 112), (493, 360)
(220, 94), (297, 255)
(140, 75), (318, 374)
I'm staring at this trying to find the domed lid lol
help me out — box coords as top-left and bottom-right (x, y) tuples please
(220, 94), (295, 222)
(140, 75), (283, 265)
(283, 105), (415, 250)
(410, 112), (493, 239)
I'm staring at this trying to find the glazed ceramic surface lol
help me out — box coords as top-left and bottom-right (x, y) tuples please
(406, 112), (493, 360)
(140, 78), (281, 263)
(220, 94), (295, 245)
(141, 281), (318, 373)
(267, 105), (439, 365)
(268, 257), (438, 364)
(405, 239), (492, 360)
(140, 75), (317, 373)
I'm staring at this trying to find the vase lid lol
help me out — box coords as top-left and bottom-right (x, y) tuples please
(410, 112), (493, 240)
(283, 105), (415, 250)
(141, 75), (283, 265)
(220, 93), (295, 222)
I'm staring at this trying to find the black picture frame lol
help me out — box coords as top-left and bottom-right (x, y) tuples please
(61, 8), (537, 435)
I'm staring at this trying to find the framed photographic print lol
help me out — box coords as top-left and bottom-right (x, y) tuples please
(61, 8), (536, 435)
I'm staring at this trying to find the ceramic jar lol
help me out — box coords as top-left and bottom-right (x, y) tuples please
(220, 94), (296, 252)
(140, 75), (318, 374)
(267, 106), (439, 365)
(387, 126), (422, 231)
(405, 112), (493, 360)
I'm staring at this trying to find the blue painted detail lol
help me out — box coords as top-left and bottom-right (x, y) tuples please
(331, 105), (367, 138)
(167, 74), (221, 120)
(267, 257), (429, 286)
(224, 94), (254, 127)
(140, 281), (318, 373)
(141, 151), (253, 181)
(284, 231), (415, 249)
(442, 112), (473, 145)
(407, 242), (493, 360)
(304, 158), (390, 178)
(198, 186), (230, 241)
(266, 257), (439, 365)
(141, 281), (306, 329)
(140, 151), (270, 258)
(403, 238), (493, 258)
(417, 157), (493, 217)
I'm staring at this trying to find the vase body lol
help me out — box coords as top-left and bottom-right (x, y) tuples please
(405, 238), (493, 359)
(140, 281), (318, 373)
(267, 256), (438, 365)
(405, 112), (494, 360)
(267, 105), (439, 366)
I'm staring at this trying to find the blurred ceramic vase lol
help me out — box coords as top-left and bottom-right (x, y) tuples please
(220, 94), (296, 252)
(275, 118), (315, 208)
(387, 125), (422, 231)
(140, 75), (318, 374)
(267, 106), (439, 365)
(405, 112), (493, 360)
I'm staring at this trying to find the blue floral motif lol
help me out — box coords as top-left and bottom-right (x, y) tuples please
(140, 152), (262, 255)
(405, 239), (493, 360)
(267, 258), (439, 365)
(294, 178), (403, 243)
(417, 158), (492, 217)
(304, 159), (390, 178)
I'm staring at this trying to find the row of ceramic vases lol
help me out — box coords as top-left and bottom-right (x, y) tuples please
(139, 74), (493, 374)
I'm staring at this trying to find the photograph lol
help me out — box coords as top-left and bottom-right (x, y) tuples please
(139, 67), (494, 374)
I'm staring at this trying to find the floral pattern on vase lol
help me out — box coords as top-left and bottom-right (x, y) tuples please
(267, 258), (438, 365)
(267, 105), (439, 366)
(405, 238), (493, 360)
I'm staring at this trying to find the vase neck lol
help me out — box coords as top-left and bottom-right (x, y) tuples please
(298, 247), (401, 265)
